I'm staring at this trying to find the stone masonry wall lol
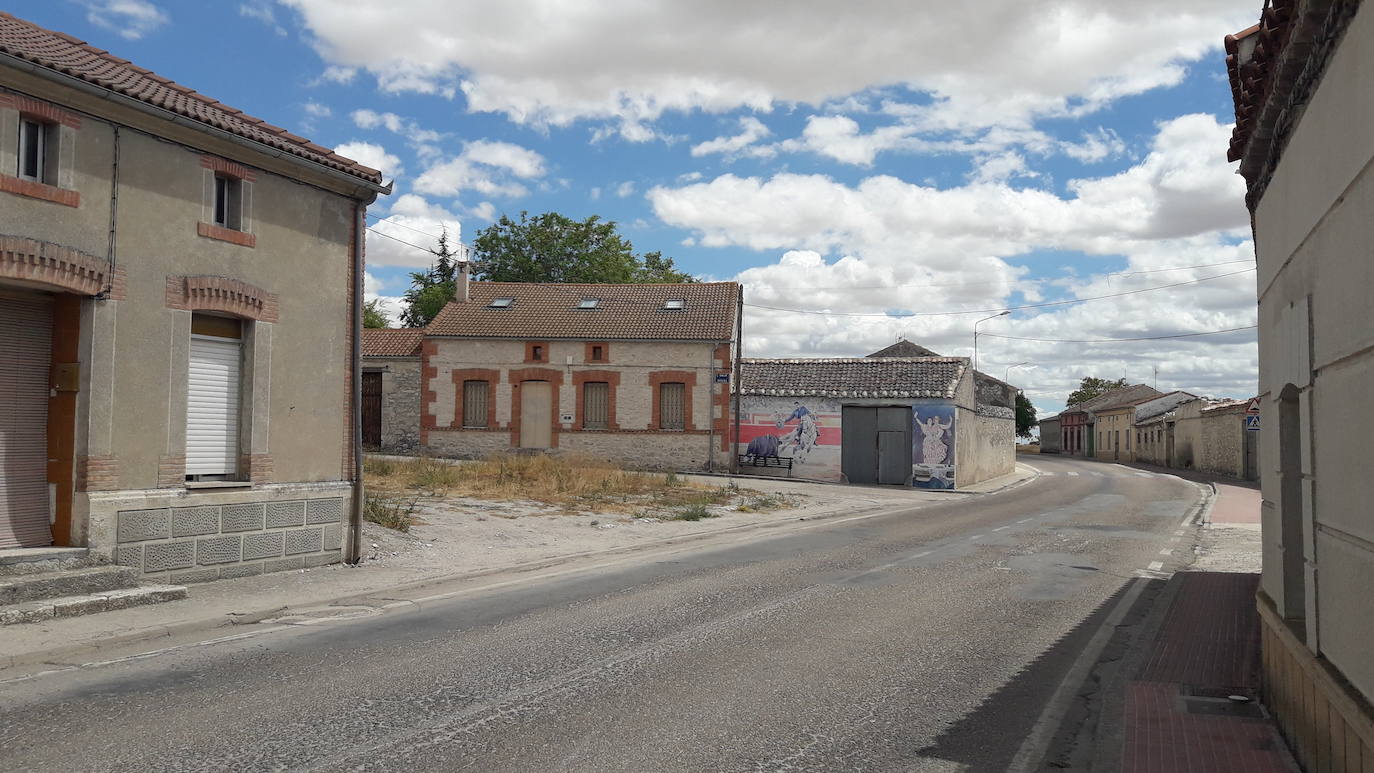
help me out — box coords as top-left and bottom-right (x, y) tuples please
(558, 432), (715, 471)
(1199, 407), (1246, 478)
(104, 486), (348, 583)
(380, 358), (420, 452)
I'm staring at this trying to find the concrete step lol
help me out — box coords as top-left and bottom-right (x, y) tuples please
(0, 585), (188, 626)
(0, 565), (140, 605)
(0, 546), (90, 567)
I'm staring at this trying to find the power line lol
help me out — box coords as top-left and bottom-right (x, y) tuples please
(365, 226), (439, 256)
(743, 268), (1256, 318)
(750, 258), (1256, 292)
(978, 325), (1257, 343)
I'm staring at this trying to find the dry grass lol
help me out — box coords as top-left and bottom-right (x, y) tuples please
(363, 454), (798, 518)
(1016, 443), (1040, 454)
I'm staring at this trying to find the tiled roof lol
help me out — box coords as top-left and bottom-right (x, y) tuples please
(739, 357), (967, 399)
(426, 281), (739, 341)
(0, 12), (383, 186)
(867, 340), (942, 358)
(1134, 391), (1199, 422)
(362, 328), (423, 357)
(1224, 2), (1293, 164)
(1079, 384), (1163, 413)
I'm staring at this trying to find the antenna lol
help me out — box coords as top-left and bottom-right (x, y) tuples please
(1153, 366), (1158, 390)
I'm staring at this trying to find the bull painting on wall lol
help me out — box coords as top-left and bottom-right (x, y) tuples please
(737, 396), (842, 480)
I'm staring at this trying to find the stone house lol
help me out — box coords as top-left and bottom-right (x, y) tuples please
(0, 14), (388, 587)
(361, 328), (423, 452)
(1227, 2), (1374, 768)
(1131, 391), (1199, 467)
(735, 349), (1015, 489)
(418, 273), (740, 471)
(1077, 385), (1162, 462)
(1196, 401), (1257, 480)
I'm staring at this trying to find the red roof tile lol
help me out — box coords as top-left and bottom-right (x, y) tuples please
(426, 281), (740, 341)
(0, 12), (383, 186)
(362, 328), (423, 357)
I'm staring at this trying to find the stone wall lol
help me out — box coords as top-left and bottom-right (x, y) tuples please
(425, 430), (518, 460)
(956, 408), (1015, 487)
(1198, 406), (1246, 478)
(559, 432), (715, 471)
(369, 357), (420, 452)
(92, 483), (349, 583)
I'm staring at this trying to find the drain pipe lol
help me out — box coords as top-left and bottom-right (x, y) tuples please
(346, 201), (370, 565)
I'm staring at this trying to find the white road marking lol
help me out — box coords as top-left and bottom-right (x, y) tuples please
(1066, 472), (1079, 477)
(915, 550), (932, 558)
(993, 526), (1009, 532)
(970, 534), (984, 541)
(1135, 473), (1154, 478)
(1148, 560), (1165, 571)
(1180, 514), (1194, 528)
(1159, 549), (1173, 556)
(1017, 518), (1032, 524)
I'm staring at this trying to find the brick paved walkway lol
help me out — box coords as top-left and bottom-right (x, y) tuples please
(1121, 572), (1297, 773)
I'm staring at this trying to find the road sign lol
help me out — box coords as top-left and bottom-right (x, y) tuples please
(715, 373), (730, 383)
(1245, 397), (1261, 415)
(1245, 415), (1260, 431)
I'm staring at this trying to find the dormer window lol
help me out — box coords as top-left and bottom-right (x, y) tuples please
(577, 298), (599, 309)
(489, 297), (515, 308)
(663, 299), (686, 311)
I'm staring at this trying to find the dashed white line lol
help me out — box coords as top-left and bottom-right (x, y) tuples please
(1159, 548), (1173, 556)
(1147, 560), (1165, 571)
(970, 534), (984, 541)
(1066, 472), (1079, 477)
(1017, 518), (1032, 524)
(993, 526), (1009, 532)
(915, 550), (933, 558)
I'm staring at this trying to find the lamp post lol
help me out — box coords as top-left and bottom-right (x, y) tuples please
(973, 310), (1011, 373)
(1006, 361), (1032, 384)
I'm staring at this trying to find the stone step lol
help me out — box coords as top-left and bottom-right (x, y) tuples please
(0, 585), (188, 626)
(0, 547), (90, 567)
(0, 565), (140, 605)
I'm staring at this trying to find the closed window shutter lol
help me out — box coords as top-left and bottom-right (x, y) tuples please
(659, 382), (685, 430)
(0, 291), (54, 548)
(583, 382), (609, 429)
(186, 335), (241, 476)
(463, 380), (488, 427)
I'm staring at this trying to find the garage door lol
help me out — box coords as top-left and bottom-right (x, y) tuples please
(0, 290), (54, 548)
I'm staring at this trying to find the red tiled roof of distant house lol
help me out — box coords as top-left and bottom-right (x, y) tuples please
(0, 12), (383, 185)
(362, 328), (424, 357)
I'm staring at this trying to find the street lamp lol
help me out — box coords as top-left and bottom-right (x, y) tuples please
(1006, 361), (1032, 384)
(973, 310), (1011, 373)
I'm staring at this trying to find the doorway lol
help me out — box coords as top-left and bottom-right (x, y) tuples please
(519, 381), (553, 449)
(841, 406), (913, 485)
(361, 371), (382, 448)
(0, 289), (54, 548)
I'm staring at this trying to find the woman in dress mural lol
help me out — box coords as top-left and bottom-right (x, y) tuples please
(912, 407), (956, 489)
(915, 411), (953, 464)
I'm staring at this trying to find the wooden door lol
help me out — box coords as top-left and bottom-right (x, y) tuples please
(361, 371), (383, 448)
(519, 381), (553, 449)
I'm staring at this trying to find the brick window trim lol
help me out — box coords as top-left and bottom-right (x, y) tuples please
(420, 340), (438, 442)
(712, 343), (732, 452)
(0, 93), (82, 128)
(165, 275), (279, 322)
(585, 341), (610, 363)
(200, 155), (258, 182)
(0, 174), (80, 207)
(508, 367), (563, 448)
(453, 368), (500, 429)
(573, 370), (621, 431)
(524, 341), (550, 363)
(198, 221), (256, 248)
(0, 236), (125, 299)
(649, 370), (698, 431)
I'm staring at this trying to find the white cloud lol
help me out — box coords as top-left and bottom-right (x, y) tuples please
(1061, 128), (1127, 164)
(334, 141), (403, 180)
(282, 0), (1254, 138)
(691, 117), (773, 159)
(239, 1), (286, 36)
(365, 194), (464, 269)
(413, 139), (547, 198)
(79, 0), (168, 40)
(320, 65), (357, 85)
(303, 101), (332, 118)
(467, 201), (497, 221)
(615, 181), (636, 198)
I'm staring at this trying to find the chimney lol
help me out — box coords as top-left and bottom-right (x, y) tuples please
(456, 260), (469, 303)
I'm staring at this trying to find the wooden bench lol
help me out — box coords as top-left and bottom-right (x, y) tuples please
(738, 454), (794, 476)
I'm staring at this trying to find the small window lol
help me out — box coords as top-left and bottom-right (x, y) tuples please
(462, 380), (489, 428)
(590, 345), (604, 362)
(662, 299), (686, 311)
(488, 297), (515, 308)
(17, 118), (53, 184)
(213, 174), (243, 230)
(577, 298), (599, 309)
(583, 382), (609, 430)
(659, 382), (686, 430)
(531, 345), (544, 361)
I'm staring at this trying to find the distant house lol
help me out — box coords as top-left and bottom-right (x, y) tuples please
(0, 13), (388, 583)
(1130, 391), (1199, 466)
(735, 346), (1015, 489)
(1056, 384), (1162, 458)
(1038, 415), (1062, 454)
(361, 329), (424, 452)
(417, 271), (741, 471)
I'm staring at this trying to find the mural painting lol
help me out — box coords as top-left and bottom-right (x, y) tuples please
(912, 403), (957, 489)
(737, 396), (842, 480)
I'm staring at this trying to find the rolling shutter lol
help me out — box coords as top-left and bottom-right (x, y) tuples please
(186, 334), (241, 476)
(0, 291), (54, 548)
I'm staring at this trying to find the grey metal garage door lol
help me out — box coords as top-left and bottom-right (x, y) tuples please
(841, 406), (913, 486)
(0, 289), (54, 548)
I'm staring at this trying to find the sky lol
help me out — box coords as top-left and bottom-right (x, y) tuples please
(13, 0), (1265, 416)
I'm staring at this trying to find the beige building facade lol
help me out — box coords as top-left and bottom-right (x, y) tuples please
(0, 14), (387, 580)
(1227, 2), (1374, 769)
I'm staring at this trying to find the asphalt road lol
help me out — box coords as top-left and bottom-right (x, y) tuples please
(0, 455), (1204, 773)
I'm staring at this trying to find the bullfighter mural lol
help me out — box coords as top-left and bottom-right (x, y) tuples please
(738, 396), (842, 479)
(912, 404), (957, 489)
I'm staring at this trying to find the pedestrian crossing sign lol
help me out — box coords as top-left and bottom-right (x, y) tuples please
(1244, 415), (1260, 431)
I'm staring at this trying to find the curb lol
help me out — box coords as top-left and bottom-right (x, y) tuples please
(0, 496), (930, 673)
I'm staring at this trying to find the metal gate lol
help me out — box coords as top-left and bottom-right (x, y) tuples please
(362, 371), (383, 447)
(0, 290), (54, 548)
(841, 406), (913, 485)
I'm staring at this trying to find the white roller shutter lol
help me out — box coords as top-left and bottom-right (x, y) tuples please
(0, 291), (54, 548)
(186, 334), (241, 476)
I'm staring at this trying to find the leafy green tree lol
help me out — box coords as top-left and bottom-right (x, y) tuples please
(1065, 376), (1128, 407)
(471, 211), (694, 284)
(1016, 392), (1037, 440)
(362, 299), (391, 329)
(400, 228), (461, 328)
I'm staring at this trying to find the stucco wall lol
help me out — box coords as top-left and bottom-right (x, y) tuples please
(1170, 400), (1204, 470)
(1038, 418), (1061, 453)
(0, 73), (364, 567)
(955, 409), (1015, 487)
(1251, 1), (1374, 703)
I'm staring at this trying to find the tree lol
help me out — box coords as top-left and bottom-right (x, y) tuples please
(471, 211), (694, 284)
(1015, 392), (1037, 440)
(400, 228), (461, 328)
(362, 299), (391, 328)
(1065, 376), (1128, 407)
